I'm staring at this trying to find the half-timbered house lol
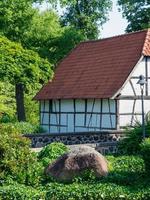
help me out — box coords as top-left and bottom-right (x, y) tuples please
(34, 29), (150, 133)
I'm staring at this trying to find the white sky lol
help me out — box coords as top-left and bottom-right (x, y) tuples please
(37, 0), (128, 39)
(101, 0), (128, 38)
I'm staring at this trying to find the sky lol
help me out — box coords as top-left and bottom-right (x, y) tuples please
(101, 0), (128, 38)
(38, 0), (128, 39)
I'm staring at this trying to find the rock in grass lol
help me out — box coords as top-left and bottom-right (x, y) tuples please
(45, 145), (108, 182)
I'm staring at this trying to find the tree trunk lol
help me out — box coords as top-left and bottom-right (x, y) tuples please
(15, 83), (26, 121)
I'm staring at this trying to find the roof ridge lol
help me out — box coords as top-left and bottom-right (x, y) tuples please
(80, 29), (149, 44)
(142, 29), (150, 56)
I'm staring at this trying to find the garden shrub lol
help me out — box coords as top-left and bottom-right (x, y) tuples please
(38, 142), (69, 167)
(118, 115), (150, 155)
(0, 81), (16, 123)
(107, 155), (144, 173)
(140, 138), (150, 173)
(106, 155), (145, 186)
(0, 113), (16, 123)
(45, 182), (150, 200)
(0, 122), (45, 134)
(0, 125), (43, 186)
(0, 182), (45, 200)
(73, 169), (97, 182)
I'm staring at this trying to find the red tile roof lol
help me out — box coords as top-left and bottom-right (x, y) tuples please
(35, 29), (150, 100)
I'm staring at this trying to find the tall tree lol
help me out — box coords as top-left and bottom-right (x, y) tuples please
(0, 82), (16, 122)
(0, 0), (84, 64)
(0, 0), (37, 42)
(118, 0), (150, 32)
(23, 10), (85, 64)
(44, 0), (112, 39)
(0, 36), (52, 121)
(48, 27), (85, 64)
(23, 10), (62, 62)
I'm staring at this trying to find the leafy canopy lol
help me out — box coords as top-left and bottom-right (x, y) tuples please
(0, 82), (16, 121)
(0, 36), (53, 86)
(41, 0), (112, 39)
(118, 0), (150, 32)
(0, 0), (37, 42)
(22, 8), (85, 63)
(23, 10), (62, 61)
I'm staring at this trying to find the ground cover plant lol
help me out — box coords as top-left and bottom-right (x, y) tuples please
(118, 114), (150, 155)
(140, 138), (150, 173)
(0, 124), (150, 200)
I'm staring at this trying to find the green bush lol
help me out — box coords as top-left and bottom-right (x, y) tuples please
(0, 113), (16, 123)
(0, 125), (43, 186)
(140, 138), (150, 173)
(0, 122), (45, 134)
(0, 81), (16, 123)
(38, 142), (69, 167)
(107, 155), (144, 173)
(118, 115), (150, 155)
(0, 182), (45, 200)
(106, 155), (145, 186)
(45, 182), (150, 200)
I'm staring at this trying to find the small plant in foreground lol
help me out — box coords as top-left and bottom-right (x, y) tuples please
(118, 113), (150, 155)
(140, 138), (150, 173)
(38, 142), (69, 167)
(0, 125), (43, 186)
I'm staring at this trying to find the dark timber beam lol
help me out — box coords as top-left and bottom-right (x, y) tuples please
(145, 56), (148, 96)
(116, 96), (150, 100)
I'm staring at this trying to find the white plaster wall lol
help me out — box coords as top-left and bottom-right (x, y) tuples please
(40, 99), (116, 133)
(119, 99), (150, 127)
(119, 57), (150, 127)
(121, 58), (146, 96)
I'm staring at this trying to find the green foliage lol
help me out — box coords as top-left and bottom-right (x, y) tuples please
(45, 181), (150, 200)
(118, 0), (150, 32)
(44, 155), (148, 200)
(38, 142), (68, 166)
(118, 116), (150, 155)
(46, 0), (112, 39)
(118, 126), (143, 155)
(0, 123), (150, 200)
(49, 27), (85, 64)
(0, 0), (36, 42)
(23, 10), (62, 62)
(0, 36), (52, 85)
(72, 169), (97, 183)
(0, 0), (85, 64)
(0, 182), (46, 200)
(24, 86), (41, 124)
(0, 82), (16, 122)
(0, 144), (150, 200)
(0, 125), (43, 186)
(0, 122), (45, 134)
(0, 80), (40, 124)
(108, 155), (144, 173)
(0, 36), (52, 121)
(106, 155), (145, 186)
(23, 10), (84, 64)
(140, 138), (150, 173)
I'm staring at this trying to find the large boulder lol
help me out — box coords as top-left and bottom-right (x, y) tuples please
(45, 145), (108, 182)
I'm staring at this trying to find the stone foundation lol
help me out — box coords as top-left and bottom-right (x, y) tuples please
(25, 130), (125, 154)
